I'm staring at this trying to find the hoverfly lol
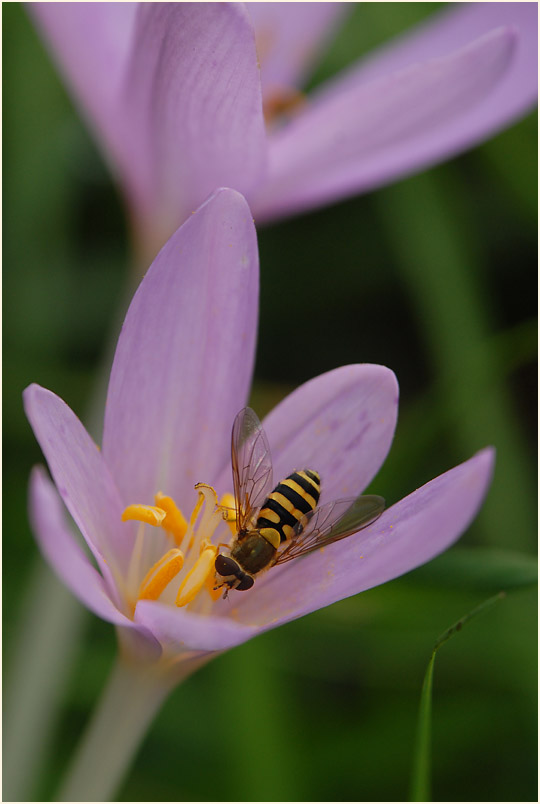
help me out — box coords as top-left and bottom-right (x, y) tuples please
(214, 407), (385, 595)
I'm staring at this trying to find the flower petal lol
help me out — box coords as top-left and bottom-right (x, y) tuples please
(246, 2), (348, 96)
(23, 384), (132, 581)
(29, 465), (129, 625)
(102, 189), (259, 512)
(122, 4), (267, 247)
(134, 601), (258, 653)
(262, 364), (398, 502)
(338, 1), (537, 87)
(253, 11), (536, 220)
(31, 3), (267, 247)
(233, 448), (495, 628)
(30, 465), (162, 661)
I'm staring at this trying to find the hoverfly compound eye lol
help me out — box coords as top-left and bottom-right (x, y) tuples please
(236, 574), (254, 591)
(215, 554), (239, 577)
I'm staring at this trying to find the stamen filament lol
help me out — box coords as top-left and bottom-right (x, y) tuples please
(185, 484), (219, 560)
(138, 548), (184, 602)
(185, 489), (205, 551)
(176, 546), (217, 607)
(126, 522), (146, 604)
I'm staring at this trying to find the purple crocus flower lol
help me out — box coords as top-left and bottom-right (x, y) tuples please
(31, 2), (537, 258)
(24, 188), (494, 672)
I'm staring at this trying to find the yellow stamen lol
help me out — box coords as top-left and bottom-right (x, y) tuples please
(205, 569), (224, 602)
(138, 548), (184, 602)
(220, 492), (236, 517)
(122, 504), (166, 527)
(220, 492), (237, 536)
(176, 546), (217, 607)
(154, 492), (188, 546)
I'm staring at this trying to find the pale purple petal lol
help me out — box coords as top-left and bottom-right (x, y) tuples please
(246, 365), (397, 503)
(134, 601), (258, 653)
(24, 384), (133, 580)
(32, 3), (267, 244)
(30, 465), (130, 625)
(103, 189), (259, 513)
(233, 449), (495, 628)
(213, 364), (397, 503)
(29, 465), (162, 661)
(246, 2), (348, 96)
(343, 2), (537, 86)
(122, 3), (267, 244)
(253, 10), (537, 221)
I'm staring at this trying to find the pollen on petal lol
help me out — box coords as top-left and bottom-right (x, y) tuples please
(138, 548), (184, 602)
(176, 546), (217, 607)
(122, 504), (166, 527)
(155, 492), (188, 545)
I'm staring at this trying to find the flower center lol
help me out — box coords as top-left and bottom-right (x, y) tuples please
(263, 87), (306, 128)
(121, 484), (236, 616)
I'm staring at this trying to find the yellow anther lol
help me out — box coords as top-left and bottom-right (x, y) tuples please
(206, 570), (224, 601)
(220, 493), (236, 519)
(122, 504), (166, 527)
(138, 548), (184, 602)
(176, 546), (217, 607)
(220, 492), (237, 536)
(154, 492), (188, 546)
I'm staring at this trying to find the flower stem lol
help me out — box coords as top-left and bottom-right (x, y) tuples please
(3, 564), (86, 801)
(56, 657), (176, 802)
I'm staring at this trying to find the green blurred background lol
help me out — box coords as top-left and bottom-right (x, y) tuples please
(3, 3), (537, 801)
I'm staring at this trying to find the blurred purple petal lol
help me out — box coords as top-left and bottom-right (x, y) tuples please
(345, 1), (537, 86)
(122, 3), (267, 245)
(246, 2), (348, 96)
(31, 2), (537, 237)
(253, 25), (525, 220)
(233, 448), (495, 628)
(102, 189), (259, 511)
(32, 3), (266, 247)
(135, 601), (258, 652)
(24, 384), (132, 578)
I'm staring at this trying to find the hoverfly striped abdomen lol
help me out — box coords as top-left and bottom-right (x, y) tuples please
(256, 469), (321, 546)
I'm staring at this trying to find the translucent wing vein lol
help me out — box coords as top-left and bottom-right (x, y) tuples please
(274, 494), (385, 564)
(231, 407), (274, 532)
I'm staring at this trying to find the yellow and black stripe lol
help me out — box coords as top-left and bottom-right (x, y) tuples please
(256, 469), (321, 547)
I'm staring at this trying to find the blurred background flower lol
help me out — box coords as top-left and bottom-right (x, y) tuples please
(29, 2), (537, 261)
(4, 3), (537, 801)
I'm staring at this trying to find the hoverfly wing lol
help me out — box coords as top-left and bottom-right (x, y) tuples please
(231, 407), (274, 532)
(274, 494), (385, 565)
